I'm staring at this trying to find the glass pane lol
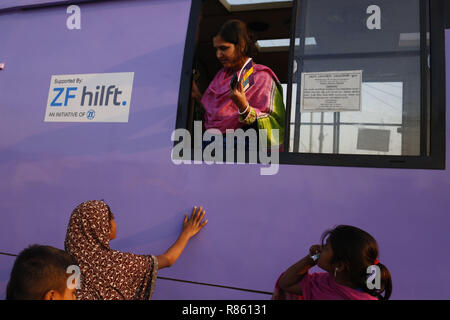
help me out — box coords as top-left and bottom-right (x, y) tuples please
(288, 0), (427, 156)
(298, 124), (334, 153)
(340, 125), (402, 155)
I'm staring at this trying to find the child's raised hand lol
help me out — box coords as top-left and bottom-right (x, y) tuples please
(157, 206), (208, 269)
(309, 244), (322, 256)
(182, 206), (208, 238)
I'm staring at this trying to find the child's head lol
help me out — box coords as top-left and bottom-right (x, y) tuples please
(317, 225), (392, 300)
(6, 245), (77, 300)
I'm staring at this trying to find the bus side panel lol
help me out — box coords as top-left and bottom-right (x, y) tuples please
(0, 255), (15, 299)
(0, 0), (101, 11)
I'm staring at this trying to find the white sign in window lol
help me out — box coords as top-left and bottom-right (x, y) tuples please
(300, 70), (362, 113)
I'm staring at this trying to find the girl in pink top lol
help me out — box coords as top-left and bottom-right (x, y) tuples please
(274, 225), (392, 300)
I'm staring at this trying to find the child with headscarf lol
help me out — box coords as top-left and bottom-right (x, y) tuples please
(64, 200), (207, 300)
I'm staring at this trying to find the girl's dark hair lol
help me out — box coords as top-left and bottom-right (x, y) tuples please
(215, 19), (258, 58)
(321, 225), (392, 300)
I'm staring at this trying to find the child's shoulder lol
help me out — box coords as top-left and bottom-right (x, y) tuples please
(309, 272), (330, 279)
(300, 271), (331, 286)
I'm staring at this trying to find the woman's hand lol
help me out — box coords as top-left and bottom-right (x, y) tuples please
(229, 82), (248, 113)
(182, 206), (208, 239)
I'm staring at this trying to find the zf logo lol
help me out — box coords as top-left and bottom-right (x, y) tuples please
(87, 110), (95, 120)
(366, 265), (381, 290)
(50, 85), (127, 107)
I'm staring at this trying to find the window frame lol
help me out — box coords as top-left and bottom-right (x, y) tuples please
(446, 0), (450, 29)
(176, 0), (446, 169)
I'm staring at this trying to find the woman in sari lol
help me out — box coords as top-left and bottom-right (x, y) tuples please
(192, 19), (285, 148)
(64, 200), (207, 300)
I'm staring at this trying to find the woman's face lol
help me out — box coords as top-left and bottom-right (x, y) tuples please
(213, 35), (242, 70)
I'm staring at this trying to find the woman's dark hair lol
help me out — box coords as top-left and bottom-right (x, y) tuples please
(215, 19), (258, 58)
(321, 225), (392, 300)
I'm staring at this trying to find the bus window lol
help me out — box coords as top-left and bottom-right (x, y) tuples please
(284, 0), (445, 168)
(175, 0), (294, 164)
(177, 0), (445, 169)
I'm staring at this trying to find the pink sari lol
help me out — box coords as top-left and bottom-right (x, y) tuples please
(201, 64), (284, 136)
(273, 272), (378, 300)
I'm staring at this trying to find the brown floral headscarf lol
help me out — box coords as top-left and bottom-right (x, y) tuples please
(64, 200), (158, 300)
